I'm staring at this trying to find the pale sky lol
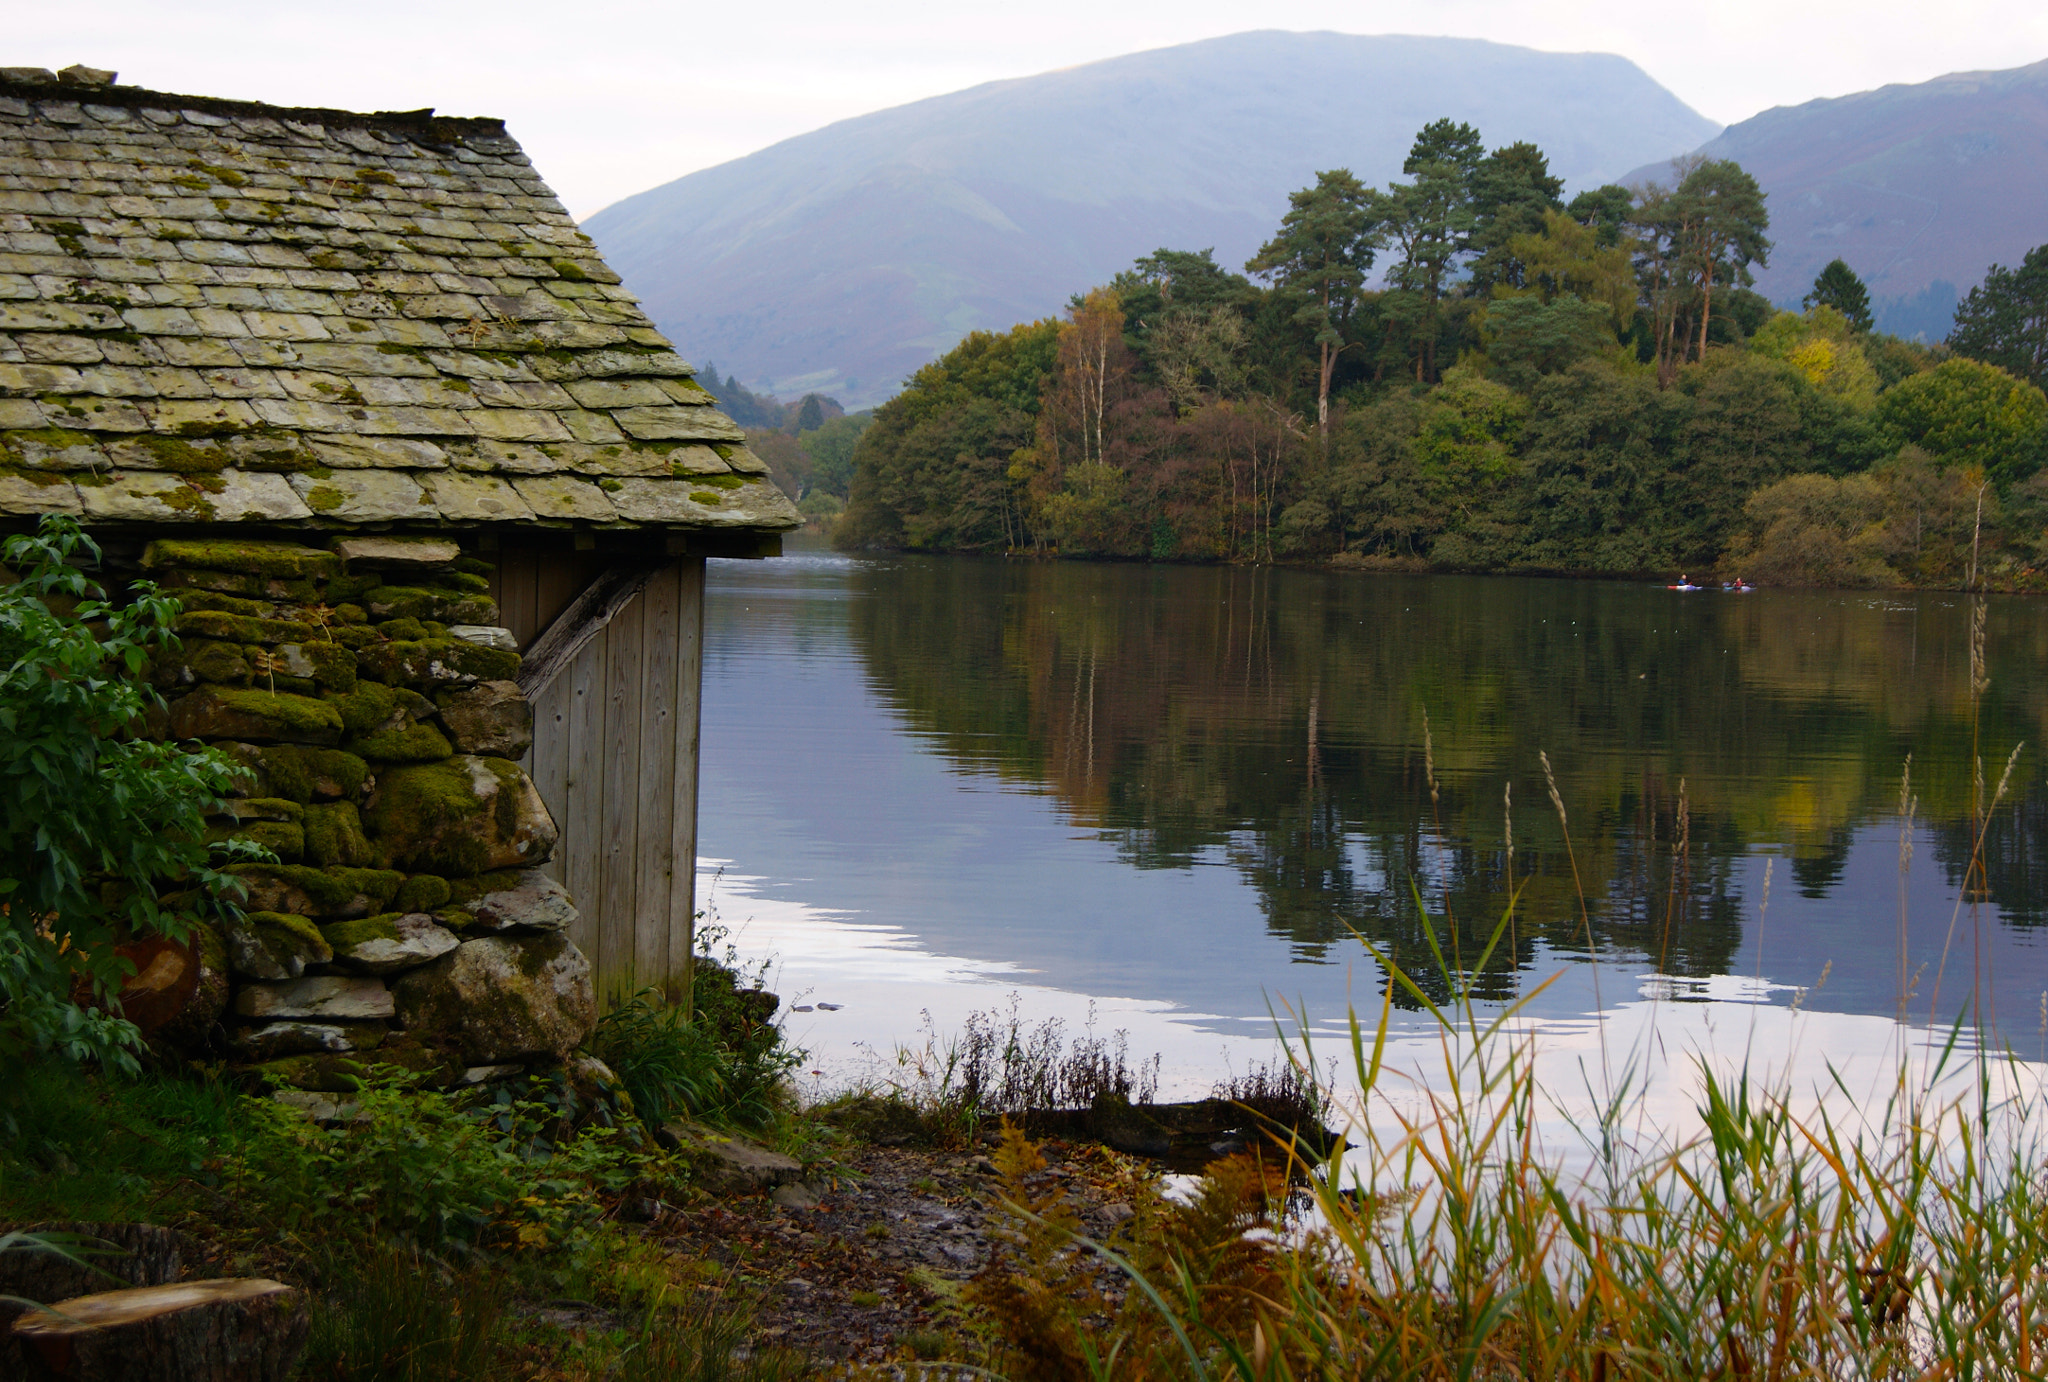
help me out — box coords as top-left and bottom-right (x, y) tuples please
(14, 1), (2048, 219)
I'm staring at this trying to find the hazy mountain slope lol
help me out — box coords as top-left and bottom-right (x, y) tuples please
(586, 31), (1718, 407)
(1627, 60), (2048, 339)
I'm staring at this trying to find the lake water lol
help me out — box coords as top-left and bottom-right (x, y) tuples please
(696, 540), (2048, 1139)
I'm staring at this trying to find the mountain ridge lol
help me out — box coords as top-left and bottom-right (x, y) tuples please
(586, 31), (1720, 406)
(1623, 58), (2048, 338)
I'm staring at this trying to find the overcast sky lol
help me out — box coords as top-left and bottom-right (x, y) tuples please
(15, 1), (2048, 219)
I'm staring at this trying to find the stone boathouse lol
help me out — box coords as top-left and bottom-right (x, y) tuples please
(0, 63), (798, 1081)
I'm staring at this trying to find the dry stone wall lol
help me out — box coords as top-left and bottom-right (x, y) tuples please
(137, 532), (596, 1089)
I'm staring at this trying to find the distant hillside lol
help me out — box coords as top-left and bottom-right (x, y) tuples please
(1626, 59), (2048, 340)
(585, 31), (1718, 408)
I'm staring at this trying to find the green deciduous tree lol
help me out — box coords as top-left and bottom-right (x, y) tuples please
(1246, 171), (1381, 431)
(0, 517), (255, 1071)
(1804, 258), (1873, 331)
(1876, 356), (2048, 489)
(1948, 244), (2048, 389)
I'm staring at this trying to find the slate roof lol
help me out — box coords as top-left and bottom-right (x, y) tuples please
(0, 67), (800, 535)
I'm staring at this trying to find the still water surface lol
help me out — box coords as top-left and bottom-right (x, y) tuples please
(696, 541), (2048, 1128)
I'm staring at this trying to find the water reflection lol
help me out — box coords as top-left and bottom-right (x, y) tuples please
(699, 545), (2048, 1089)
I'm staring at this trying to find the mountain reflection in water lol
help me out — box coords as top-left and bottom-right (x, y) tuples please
(697, 542), (2048, 1094)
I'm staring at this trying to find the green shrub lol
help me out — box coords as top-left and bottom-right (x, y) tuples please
(246, 1071), (641, 1251)
(0, 516), (261, 1071)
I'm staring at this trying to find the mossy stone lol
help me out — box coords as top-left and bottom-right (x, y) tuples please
(324, 573), (382, 605)
(348, 721), (453, 763)
(219, 797), (304, 823)
(210, 819), (302, 859)
(330, 624), (380, 650)
(159, 568), (270, 599)
(168, 686), (345, 745)
(175, 609), (318, 645)
(396, 874), (452, 912)
(252, 1032), (460, 1089)
(318, 912), (400, 951)
(272, 641), (357, 693)
(356, 639), (520, 690)
(227, 863), (403, 919)
(185, 639), (254, 686)
(324, 680), (398, 738)
(143, 539), (339, 579)
(332, 602), (370, 626)
(452, 556), (494, 577)
(440, 570), (492, 595)
(174, 589), (270, 618)
(255, 746), (370, 803)
(362, 756), (556, 875)
(223, 910), (332, 980)
(366, 586), (495, 624)
(303, 800), (374, 867)
(375, 617), (429, 642)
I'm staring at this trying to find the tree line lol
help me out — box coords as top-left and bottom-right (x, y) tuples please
(833, 120), (2048, 588)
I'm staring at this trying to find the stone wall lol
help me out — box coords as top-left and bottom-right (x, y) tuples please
(132, 533), (596, 1090)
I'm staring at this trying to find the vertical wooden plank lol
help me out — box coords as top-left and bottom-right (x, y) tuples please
(528, 668), (571, 882)
(669, 557), (706, 1010)
(598, 585), (644, 1004)
(536, 559), (578, 644)
(633, 565), (680, 991)
(562, 626), (609, 990)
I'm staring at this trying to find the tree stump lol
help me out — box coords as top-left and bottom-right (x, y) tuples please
(8, 1279), (306, 1382)
(0, 1225), (195, 1332)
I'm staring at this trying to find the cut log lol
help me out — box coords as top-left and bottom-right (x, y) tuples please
(0, 1224), (195, 1332)
(9, 1278), (306, 1382)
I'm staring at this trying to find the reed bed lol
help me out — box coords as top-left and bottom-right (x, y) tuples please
(968, 686), (2048, 1380)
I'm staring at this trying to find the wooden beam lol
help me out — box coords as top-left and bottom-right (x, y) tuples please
(516, 562), (659, 703)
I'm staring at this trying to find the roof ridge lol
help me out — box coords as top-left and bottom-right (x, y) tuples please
(0, 71), (507, 142)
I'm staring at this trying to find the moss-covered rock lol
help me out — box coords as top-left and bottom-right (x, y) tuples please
(143, 539), (339, 579)
(174, 588), (271, 618)
(232, 1020), (386, 1061)
(222, 910), (333, 981)
(347, 720), (453, 763)
(434, 680), (532, 757)
(391, 932), (596, 1063)
(395, 874), (452, 912)
(366, 586), (497, 625)
(464, 868), (577, 933)
(321, 911), (460, 974)
(329, 623), (380, 650)
(217, 797), (305, 823)
(227, 863), (403, 919)
(374, 617), (428, 642)
(173, 609), (319, 644)
(361, 755), (557, 874)
(253, 1031), (461, 1091)
(356, 639), (520, 690)
(269, 641), (357, 693)
(440, 569), (492, 595)
(185, 639), (255, 687)
(168, 686), (344, 745)
(303, 801), (374, 867)
(324, 680), (398, 738)
(250, 746), (370, 803)
(205, 818), (304, 860)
